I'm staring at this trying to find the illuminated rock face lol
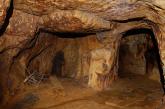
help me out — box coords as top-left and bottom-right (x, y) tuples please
(0, 0), (165, 106)
(88, 48), (118, 90)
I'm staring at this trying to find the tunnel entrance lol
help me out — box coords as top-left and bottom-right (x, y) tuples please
(52, 51), (65, 77)
(119, 29), (160, 82)
(118, 28), (165, 96)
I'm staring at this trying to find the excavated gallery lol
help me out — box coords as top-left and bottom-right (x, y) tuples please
(0, 0), (165, 109)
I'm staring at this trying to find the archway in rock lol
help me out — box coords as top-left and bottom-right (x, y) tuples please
(119, 28), (164, 90)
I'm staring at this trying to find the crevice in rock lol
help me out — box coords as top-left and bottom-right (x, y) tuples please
(40, 29), (96, 38)
(0, 0), (13, 36)
(112, 17), (145, 23)
(26, 44), (51, 70)
(8, 32), (40, 73)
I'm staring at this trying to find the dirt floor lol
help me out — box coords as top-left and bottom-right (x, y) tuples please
(5, 71), (165, 109)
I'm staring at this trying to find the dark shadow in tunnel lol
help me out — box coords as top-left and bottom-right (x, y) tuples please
(122, 28), (165, 93)
(52, 51), (65, 77)
(40, 29), (95, 38)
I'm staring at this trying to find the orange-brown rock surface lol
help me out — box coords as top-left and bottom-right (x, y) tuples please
(0, 0), (165, 108)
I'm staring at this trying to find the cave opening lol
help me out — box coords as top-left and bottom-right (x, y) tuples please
(52, 50), (65, 77)
(119, 28), (164, 90)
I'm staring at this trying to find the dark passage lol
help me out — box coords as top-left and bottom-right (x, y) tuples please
(52, 51), (65, 77)
(120, 28), (165, 93)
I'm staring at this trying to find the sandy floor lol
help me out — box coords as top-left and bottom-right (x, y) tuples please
(6, 72), (165, 109)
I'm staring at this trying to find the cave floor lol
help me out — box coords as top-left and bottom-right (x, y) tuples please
(7, 72), (164, 109)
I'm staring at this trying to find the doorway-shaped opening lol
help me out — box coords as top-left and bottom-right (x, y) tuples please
(103, 28), (164, 108)
(119, 28), (164, 82)
(52, 51), (65, 77)
(119, 29), (160, 81)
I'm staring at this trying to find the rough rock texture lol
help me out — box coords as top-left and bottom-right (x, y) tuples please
(88, 48), (118, 90)
(0, 0), (165, 108)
